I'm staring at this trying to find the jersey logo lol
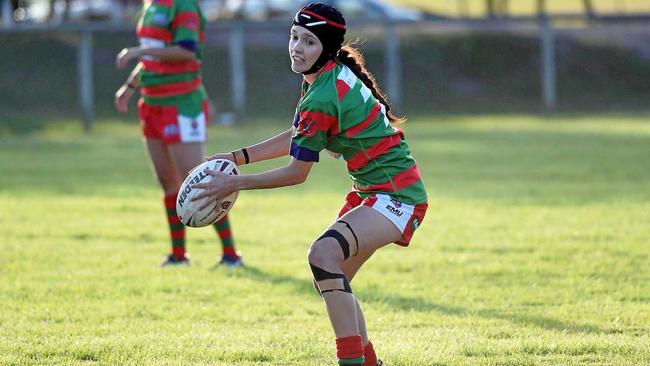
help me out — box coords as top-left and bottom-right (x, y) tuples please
(385, 204), (404, 217)
(164, 124), (179, 136)
(185, 20), (198, 31)
(152, 13), (168, 25)
(297, 119), (317, 137)
(410, 217), (420, 231)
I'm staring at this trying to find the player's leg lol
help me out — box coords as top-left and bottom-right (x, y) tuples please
(168, 99), (241, 267)
(340, 250), (380, 366)
(144, 138), (187, 265)
(308, 206), (401, 366)
(200, 99), (242, 267)
(167, 142), (206, 260)
(213, 214), (242, 267)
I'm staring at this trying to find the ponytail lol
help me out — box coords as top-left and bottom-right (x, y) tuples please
(335, 43), (405, 125)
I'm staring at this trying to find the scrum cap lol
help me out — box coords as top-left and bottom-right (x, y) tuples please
(292, 3), (346, 74)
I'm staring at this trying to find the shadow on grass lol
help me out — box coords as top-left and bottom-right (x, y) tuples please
(238, 265), (604, 334)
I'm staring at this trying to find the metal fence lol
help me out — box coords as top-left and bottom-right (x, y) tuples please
(1, 14), (649, 130)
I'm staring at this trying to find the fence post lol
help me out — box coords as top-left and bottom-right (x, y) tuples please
(78, 28), (94, 132)
(384, 22), (402, 113)
(229, 24), (246, 117)
(2, 0), (13, 28)
(540, 17), (557, 111)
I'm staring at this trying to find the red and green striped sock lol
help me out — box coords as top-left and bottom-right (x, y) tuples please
(164, 193), (186, 259)
(364, 341), (378, 366)
(213, 214), (238, 258)
(336, 336), (364, 366)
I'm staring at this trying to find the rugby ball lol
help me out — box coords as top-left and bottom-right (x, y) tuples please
(176, 159), (239, 227)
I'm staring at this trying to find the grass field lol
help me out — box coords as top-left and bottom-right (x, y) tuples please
(1, 115), (649, 365)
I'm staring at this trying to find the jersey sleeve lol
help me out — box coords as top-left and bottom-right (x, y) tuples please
(137, 0), (174, 44)
(171, 1), (200, 51)
(290, 97), (340, 162)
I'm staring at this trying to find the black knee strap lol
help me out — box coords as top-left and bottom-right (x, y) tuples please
(337, 220), (359, 256)
(309, 264), (352, 294)
(318, 229), (350, 259)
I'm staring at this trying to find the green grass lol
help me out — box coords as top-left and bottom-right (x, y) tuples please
(1, 115), (649, 365)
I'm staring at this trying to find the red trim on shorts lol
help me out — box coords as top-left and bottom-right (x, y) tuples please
(398, 202), (428, 246)
(202, 100), (210, 141)
(337, 191), (362, 218)
(338, 191), (427, 246)
(362, 195), (378, 207)
(137, 100), (181, 144)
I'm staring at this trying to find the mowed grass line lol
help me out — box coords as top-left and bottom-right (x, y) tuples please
(0, 116), (649, 365)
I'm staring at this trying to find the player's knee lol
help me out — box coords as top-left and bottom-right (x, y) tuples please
(308, 238), (353, 295)
(307, 237), (342, 270)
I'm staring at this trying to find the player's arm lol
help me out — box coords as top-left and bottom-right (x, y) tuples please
(125, 62), (142, 87)
(228, 128), (294, 165)
(114, 63), (143, 113)
(192, 157), (312, 207)
(234, 157), (312, 189)
(116, 45), (195, 69)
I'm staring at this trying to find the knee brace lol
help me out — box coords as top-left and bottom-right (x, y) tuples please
(310, 263), (352, 295)
(317, 220), (359, 260)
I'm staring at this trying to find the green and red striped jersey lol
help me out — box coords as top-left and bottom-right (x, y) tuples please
(136, 0), (206, 101)
(291, 60), (427, 205)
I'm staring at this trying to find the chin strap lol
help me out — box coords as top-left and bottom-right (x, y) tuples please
(302, 51), (335, 75)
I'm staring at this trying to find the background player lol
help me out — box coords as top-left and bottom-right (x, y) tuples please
(114, 0), (242, 267)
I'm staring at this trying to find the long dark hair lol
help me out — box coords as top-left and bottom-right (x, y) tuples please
(335, 43), (405, 125)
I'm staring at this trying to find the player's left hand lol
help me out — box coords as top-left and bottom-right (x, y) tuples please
(116, 47), (141, 69)
(114, 85), (135, 113)
(191, 169), (237, 210)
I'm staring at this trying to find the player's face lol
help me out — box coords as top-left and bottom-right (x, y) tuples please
(289, 26), (323, 74)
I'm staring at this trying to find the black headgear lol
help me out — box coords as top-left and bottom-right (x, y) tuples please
(292, 3), (346, 75)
